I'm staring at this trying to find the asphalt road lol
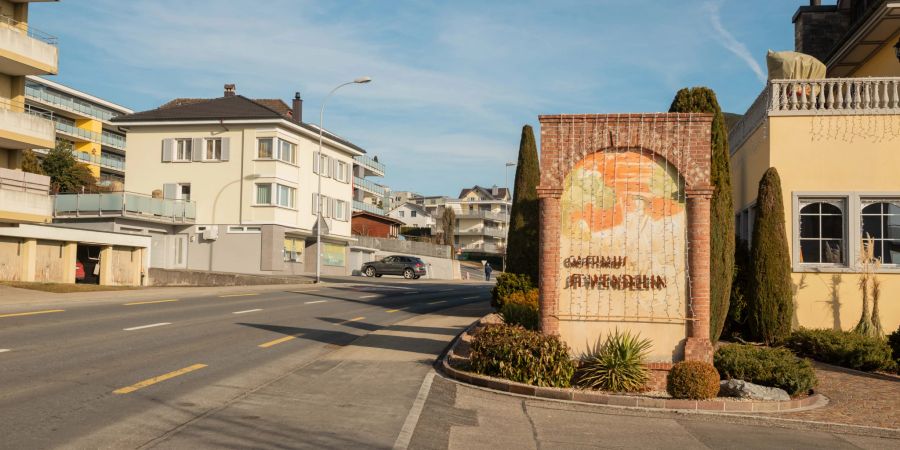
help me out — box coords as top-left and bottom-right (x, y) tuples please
(0, 278), (493, 449)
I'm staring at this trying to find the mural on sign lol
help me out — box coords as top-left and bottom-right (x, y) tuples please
(322, 243), (346, 267)
(558, 150), (686, 321)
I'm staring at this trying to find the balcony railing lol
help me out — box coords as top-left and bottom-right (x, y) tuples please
(456, 210), (510, 222)
(354, 155), (385, 175)
(353, 176), (386, 197)
(352, 199), (388, 216)
(54, 118), (101, 143)
(101, 130), (126, 149)
(25, 83), (123, 123)
(0, 167), (51, 222)
(456, 227), (507, 238)
(54, 191), (196, 223)
(458, 242), (503, 254)
(100, 153), (126, 171)
(0, 99), (55, 149)
(730, 77), (900, 154)
(0, 15), (57, 45)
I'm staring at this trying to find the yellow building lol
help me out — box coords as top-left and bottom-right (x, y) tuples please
(729, 0), (900, 333)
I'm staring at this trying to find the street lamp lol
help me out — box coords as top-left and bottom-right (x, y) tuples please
(315, 77), (372, 283)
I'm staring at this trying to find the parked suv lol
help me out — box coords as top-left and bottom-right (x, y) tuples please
(361, 255), (427, 279)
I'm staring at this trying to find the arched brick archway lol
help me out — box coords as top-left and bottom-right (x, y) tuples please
(536, 113), (714, 363)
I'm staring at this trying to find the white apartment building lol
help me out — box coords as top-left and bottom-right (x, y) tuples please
(107, 85), (367, 276)
(448, 185), (511, 257)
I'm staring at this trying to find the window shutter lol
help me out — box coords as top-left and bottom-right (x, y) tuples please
(328, 157), (335, 178)
(312, 153), (319, 174)
(312, 193), (318, 214)
(191, 138), (203, 161)
(221, 138), (230, 161)
(162, 139), (174, 162)
(163, 183), (177, 199)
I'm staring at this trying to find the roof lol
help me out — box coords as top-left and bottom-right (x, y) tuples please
(113, 95), (367, 154)
(352, 210), (405, 225)
(457, 185), (510, 201)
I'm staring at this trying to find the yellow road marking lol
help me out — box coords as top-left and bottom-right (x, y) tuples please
(113, 364), (207, 394)
(0, 309), (64, 319)
(123, 299), (179, 306)
(336, 316), (365, 326)
(219, 293), (259, 298)
(258, 335), (297, 348)
(386, 309), (401, 313)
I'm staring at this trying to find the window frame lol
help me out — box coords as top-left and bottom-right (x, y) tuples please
(797, 197), (847, 267)
(255, 182), (296, 209)
(174, 138), (193, 162)
(257, 137), (274, 159)
(860, 197), (900, 268)
(205, 138), (222, 161)
(277, 139), (296, 164)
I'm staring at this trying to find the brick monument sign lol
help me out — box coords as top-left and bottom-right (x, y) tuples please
(537, 113), (714, 365)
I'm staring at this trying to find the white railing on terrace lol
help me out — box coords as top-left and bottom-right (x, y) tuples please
(0, 15), (57, 46)
(101, 130), (126, 149)
(353, 176), (386, 196)
(353, 155), (385, 174)
(352, 199), (388, 216)
(458, 242), (503, 254)
(456, 210), (510, 222)
(54, 191), (196, 223)
(729, 77), (900, 154)
(54, 118), (101, 143)
(25, 83), (122, 122)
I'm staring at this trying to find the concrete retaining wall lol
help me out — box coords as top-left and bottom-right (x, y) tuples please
(354, 236), (452, 259)
(148, 268), (313, 287)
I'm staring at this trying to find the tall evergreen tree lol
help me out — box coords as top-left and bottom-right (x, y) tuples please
(505, 124), (540, 283)
(748, 168), (793, 345)
(669, 87), (735, 343)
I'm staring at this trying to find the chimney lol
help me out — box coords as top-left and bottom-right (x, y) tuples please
(224, 84), (236, 97)
(491, 185), (499, 196)
(291, 92), (303, 124)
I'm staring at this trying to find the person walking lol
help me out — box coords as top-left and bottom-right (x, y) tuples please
(484, 262), (493, 281)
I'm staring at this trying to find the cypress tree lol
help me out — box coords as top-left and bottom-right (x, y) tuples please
(748, 168), (793, 344)
(669, 87), (735, 343)
(505, 125), (540, 283)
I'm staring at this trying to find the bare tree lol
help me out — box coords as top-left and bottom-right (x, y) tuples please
(439, 207), (456, 249)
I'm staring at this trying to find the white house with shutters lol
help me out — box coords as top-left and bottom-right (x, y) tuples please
(108, 85), (366, 276)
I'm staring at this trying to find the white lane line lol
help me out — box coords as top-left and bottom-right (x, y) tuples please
(123, 322), (171, 331)
(427, 300), (446, 305)
(304, 300), (327, 305)
(393, 370), (436, 450)
(357, 284), (414, 290)
(359, 295), (379, 299)
(233, 309), (263, 314)
(290, 290), (320, 294)
(463, 296), (479, 300)
(0, 349), (10, 353)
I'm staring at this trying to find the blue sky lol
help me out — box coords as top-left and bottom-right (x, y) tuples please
(31, 0), (811, 197)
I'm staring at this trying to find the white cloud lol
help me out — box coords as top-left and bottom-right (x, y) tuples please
(705, 1), (767, 83)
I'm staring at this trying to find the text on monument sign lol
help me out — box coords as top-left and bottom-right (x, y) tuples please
(563, 255), (668, 291)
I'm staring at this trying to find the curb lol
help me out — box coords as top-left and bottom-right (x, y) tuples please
(433, 320), (900, 439)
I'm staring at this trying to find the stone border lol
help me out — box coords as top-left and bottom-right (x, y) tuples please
(438, 320), (826, 414)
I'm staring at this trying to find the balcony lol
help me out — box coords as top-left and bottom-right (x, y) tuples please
(456, 210), (510, 222)
(458, 242), (503, 254)
(456, 226), (507, 238)
(54, 192), (196, 224)
(99, 152), (125, 172)
(0, 15), (58, 75)
(25, 82), (123, 123)
(53, 118), (101, 143)
(101, 130), (126, 150)
(352, 199), (388, 216)
(353, 176), (386, 197)
(0, 100), (55, 149)
(0, 167), (51, 223)
(353, 155), (385, 177)
(730, 77), (900, 154)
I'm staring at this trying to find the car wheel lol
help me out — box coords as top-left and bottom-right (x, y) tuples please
(365, 266), (376, 277)
(403, 268), (415, 279)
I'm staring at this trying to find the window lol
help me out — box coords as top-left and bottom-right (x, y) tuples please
(227, 226), (262, 234)
(277, 184), (296, 208)
(314, 154), (332, 177)
(258, 138), (274, 159)
(861, 200), (900, 265)
(278, 140), (296, 164)
(411, 210), (417, 218)
(256, 184), (272, 205)
(798, 199), (845, 265)
(334, 200), (347, 221)
(335, 161), (349, 182)
(399, 210), (405, 218)
(179, 184), (191, 202)
(175, 139), (192, 161)
(205, 138), (222, 160)
(283, 238), (303, 262)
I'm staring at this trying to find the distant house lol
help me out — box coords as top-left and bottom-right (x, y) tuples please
(351, 211), (404, 238)
(388, 202), (435, 229)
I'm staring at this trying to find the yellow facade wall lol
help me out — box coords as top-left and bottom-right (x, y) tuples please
(849, 30), (900, 78)
(75, 119), (102, 176)
(731, 114), (900, 333)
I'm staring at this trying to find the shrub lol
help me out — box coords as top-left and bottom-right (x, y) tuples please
(500, 302), (539, 330)
(576, 329), (652, 392)
(784, 328), (893, 372)
(469, 324), (575, 387)
(714, 344), (817, 397)
(667, 361), (721, 400)
(748, 168), (793, 344)
(889, 325), (900, 368)
(504, 288), (539, 308)
(490, 273), (535, 309)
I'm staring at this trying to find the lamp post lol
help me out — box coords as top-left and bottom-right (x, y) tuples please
(315, 77), (372, 283)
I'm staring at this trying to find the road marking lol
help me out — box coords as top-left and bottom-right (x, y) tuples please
(304, 300), (327, 305)
(335, 316), (365, 326)
(219, 293), (259, 298)
(428, 300), (446, 305)
(258, 335), (296, 348)
(123, 322), (171, 331)
(0, 309), (64, 319)
(359, 295), (379, 299)
(386, 309), (401, 313)
(463, 296), (479, 300)
(290, 290), (320, 294)
(393, 370), (436, 450)
(233, 309), (262, 314)
(403, 292), (419, 295)
(113, 364), (207, 394)
(0, 349), (9, 353)
(124, 299), (178, 306)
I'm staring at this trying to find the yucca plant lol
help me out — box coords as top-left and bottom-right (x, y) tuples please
(576, 329), (652, 392)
